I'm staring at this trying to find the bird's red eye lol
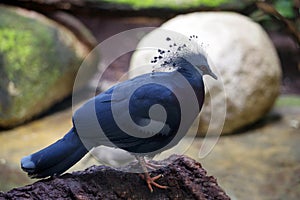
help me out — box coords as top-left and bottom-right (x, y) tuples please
(200, 65), (206, 71)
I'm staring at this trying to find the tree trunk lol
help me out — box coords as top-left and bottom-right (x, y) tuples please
(0, 155), (230, 200)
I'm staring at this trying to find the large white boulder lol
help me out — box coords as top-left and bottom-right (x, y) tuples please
(129, 12), (281, 135)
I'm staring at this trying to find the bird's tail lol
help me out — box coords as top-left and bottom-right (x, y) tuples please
(21, 127), (88, 178)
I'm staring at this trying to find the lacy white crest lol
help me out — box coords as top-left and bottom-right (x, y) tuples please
(150, 35), (208, 73)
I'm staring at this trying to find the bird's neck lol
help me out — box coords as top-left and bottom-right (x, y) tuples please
(175, 57), (205, 109)
(175, 57), (202, 82)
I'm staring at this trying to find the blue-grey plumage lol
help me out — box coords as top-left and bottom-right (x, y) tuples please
(21, 128), (88, 178)
(92, 58), (205, 155)
(21, 36), (217, 192)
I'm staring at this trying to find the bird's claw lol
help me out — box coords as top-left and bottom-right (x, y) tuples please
(139, 174), (168, 192)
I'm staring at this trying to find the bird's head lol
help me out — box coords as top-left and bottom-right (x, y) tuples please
(151, 35), (217, 80)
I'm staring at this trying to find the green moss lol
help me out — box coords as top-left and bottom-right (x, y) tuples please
(275, 95), (300, 107)
(101, 0), (235, 9)
(274, 0), (295, 18)
(0, 7), (81, 121)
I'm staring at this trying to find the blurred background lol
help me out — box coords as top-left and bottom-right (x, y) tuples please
(0, 0), (299, 199)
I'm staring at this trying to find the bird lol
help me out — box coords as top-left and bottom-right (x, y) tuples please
(21, 34), (217, 192)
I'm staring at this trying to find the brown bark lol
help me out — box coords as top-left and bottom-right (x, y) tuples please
(0, 155), (230, 200)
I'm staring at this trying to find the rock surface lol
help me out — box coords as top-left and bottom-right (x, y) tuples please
(129, 12), (282, 135)
(0, 155), (230, 200)
(0, 6), (97, 128)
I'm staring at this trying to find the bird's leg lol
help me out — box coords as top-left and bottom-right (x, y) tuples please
(136, 160), (164, 171)
(136, 156), (168, 192)
(131, 158), (164, 171)
(144, 161), (165, 171)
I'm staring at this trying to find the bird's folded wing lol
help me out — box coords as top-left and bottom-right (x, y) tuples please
(73, 73), (181, 150)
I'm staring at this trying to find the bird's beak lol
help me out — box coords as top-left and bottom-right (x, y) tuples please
(209, 70), (218, 80)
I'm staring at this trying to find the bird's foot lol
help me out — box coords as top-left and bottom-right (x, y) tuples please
(139, 173), (168, 192)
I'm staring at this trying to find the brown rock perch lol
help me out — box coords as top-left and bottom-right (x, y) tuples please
(0, 155), (230, 200)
